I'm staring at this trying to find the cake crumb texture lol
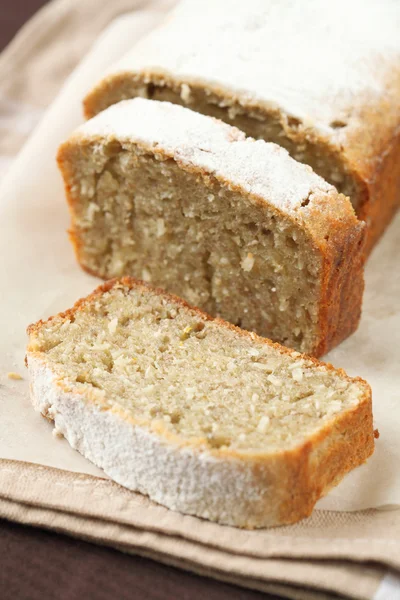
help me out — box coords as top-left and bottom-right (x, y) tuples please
(26, 278), (374, 528)
(58, 98), (365, 357)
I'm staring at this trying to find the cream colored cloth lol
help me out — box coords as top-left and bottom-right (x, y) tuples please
(0, 460), (396, 600)
(1, 1), (400, 599)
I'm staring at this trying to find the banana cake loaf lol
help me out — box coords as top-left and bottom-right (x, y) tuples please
(83, 0), (400, 253)
(57, 98), (365, 357)
(26, 278), (374, 528)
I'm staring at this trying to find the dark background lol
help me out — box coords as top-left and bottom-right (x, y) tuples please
(0, 3), (277, 599)
(0, 0), (47, 50)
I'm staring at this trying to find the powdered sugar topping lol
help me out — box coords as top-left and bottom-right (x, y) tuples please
(78, 98), (334, 212)
(113, 0), (400, 133)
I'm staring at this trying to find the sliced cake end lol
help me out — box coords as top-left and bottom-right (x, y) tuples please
(58, 98), (365, 356)
(26, 278), (374, 528)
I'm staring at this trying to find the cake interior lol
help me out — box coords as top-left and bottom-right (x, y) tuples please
(28, 283), (364, 453)
(85, 76), (363, 211)
(65, 139), (323, 353)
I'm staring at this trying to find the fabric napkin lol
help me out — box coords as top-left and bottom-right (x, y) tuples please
(1, 1), (400, 598)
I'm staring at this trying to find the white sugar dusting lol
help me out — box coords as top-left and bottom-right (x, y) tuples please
(113, 0), (400, 131)
(78, 98), (334, 213)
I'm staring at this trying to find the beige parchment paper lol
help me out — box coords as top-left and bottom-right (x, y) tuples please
(1, 4), (400, 516)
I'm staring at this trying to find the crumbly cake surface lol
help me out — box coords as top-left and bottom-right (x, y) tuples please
(79, 98), (333, 214)
(26, 278), (374, 528)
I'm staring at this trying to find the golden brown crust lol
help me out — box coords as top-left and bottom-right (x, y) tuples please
(27, 276), (374, 528)
(57, 131), (365, 358)
(337, 70), (400, 253)
(274, 397), (374, 526)
(353, 129), (400, 254)
(301, 193), (366, 356)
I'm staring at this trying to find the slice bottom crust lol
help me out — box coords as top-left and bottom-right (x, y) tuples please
(26, 278), (374, 528)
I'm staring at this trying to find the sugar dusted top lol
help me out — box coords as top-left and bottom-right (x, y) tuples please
(112, 0), (400, 134)
(78, 98), (334, 213)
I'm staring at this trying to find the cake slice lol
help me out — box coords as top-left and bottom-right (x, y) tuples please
(83, 0), (400, 253)
(26, 278), (374, 529)
(57, 98), (365, 357)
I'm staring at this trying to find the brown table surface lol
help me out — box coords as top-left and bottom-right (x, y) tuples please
(0, 3), (280, 598)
